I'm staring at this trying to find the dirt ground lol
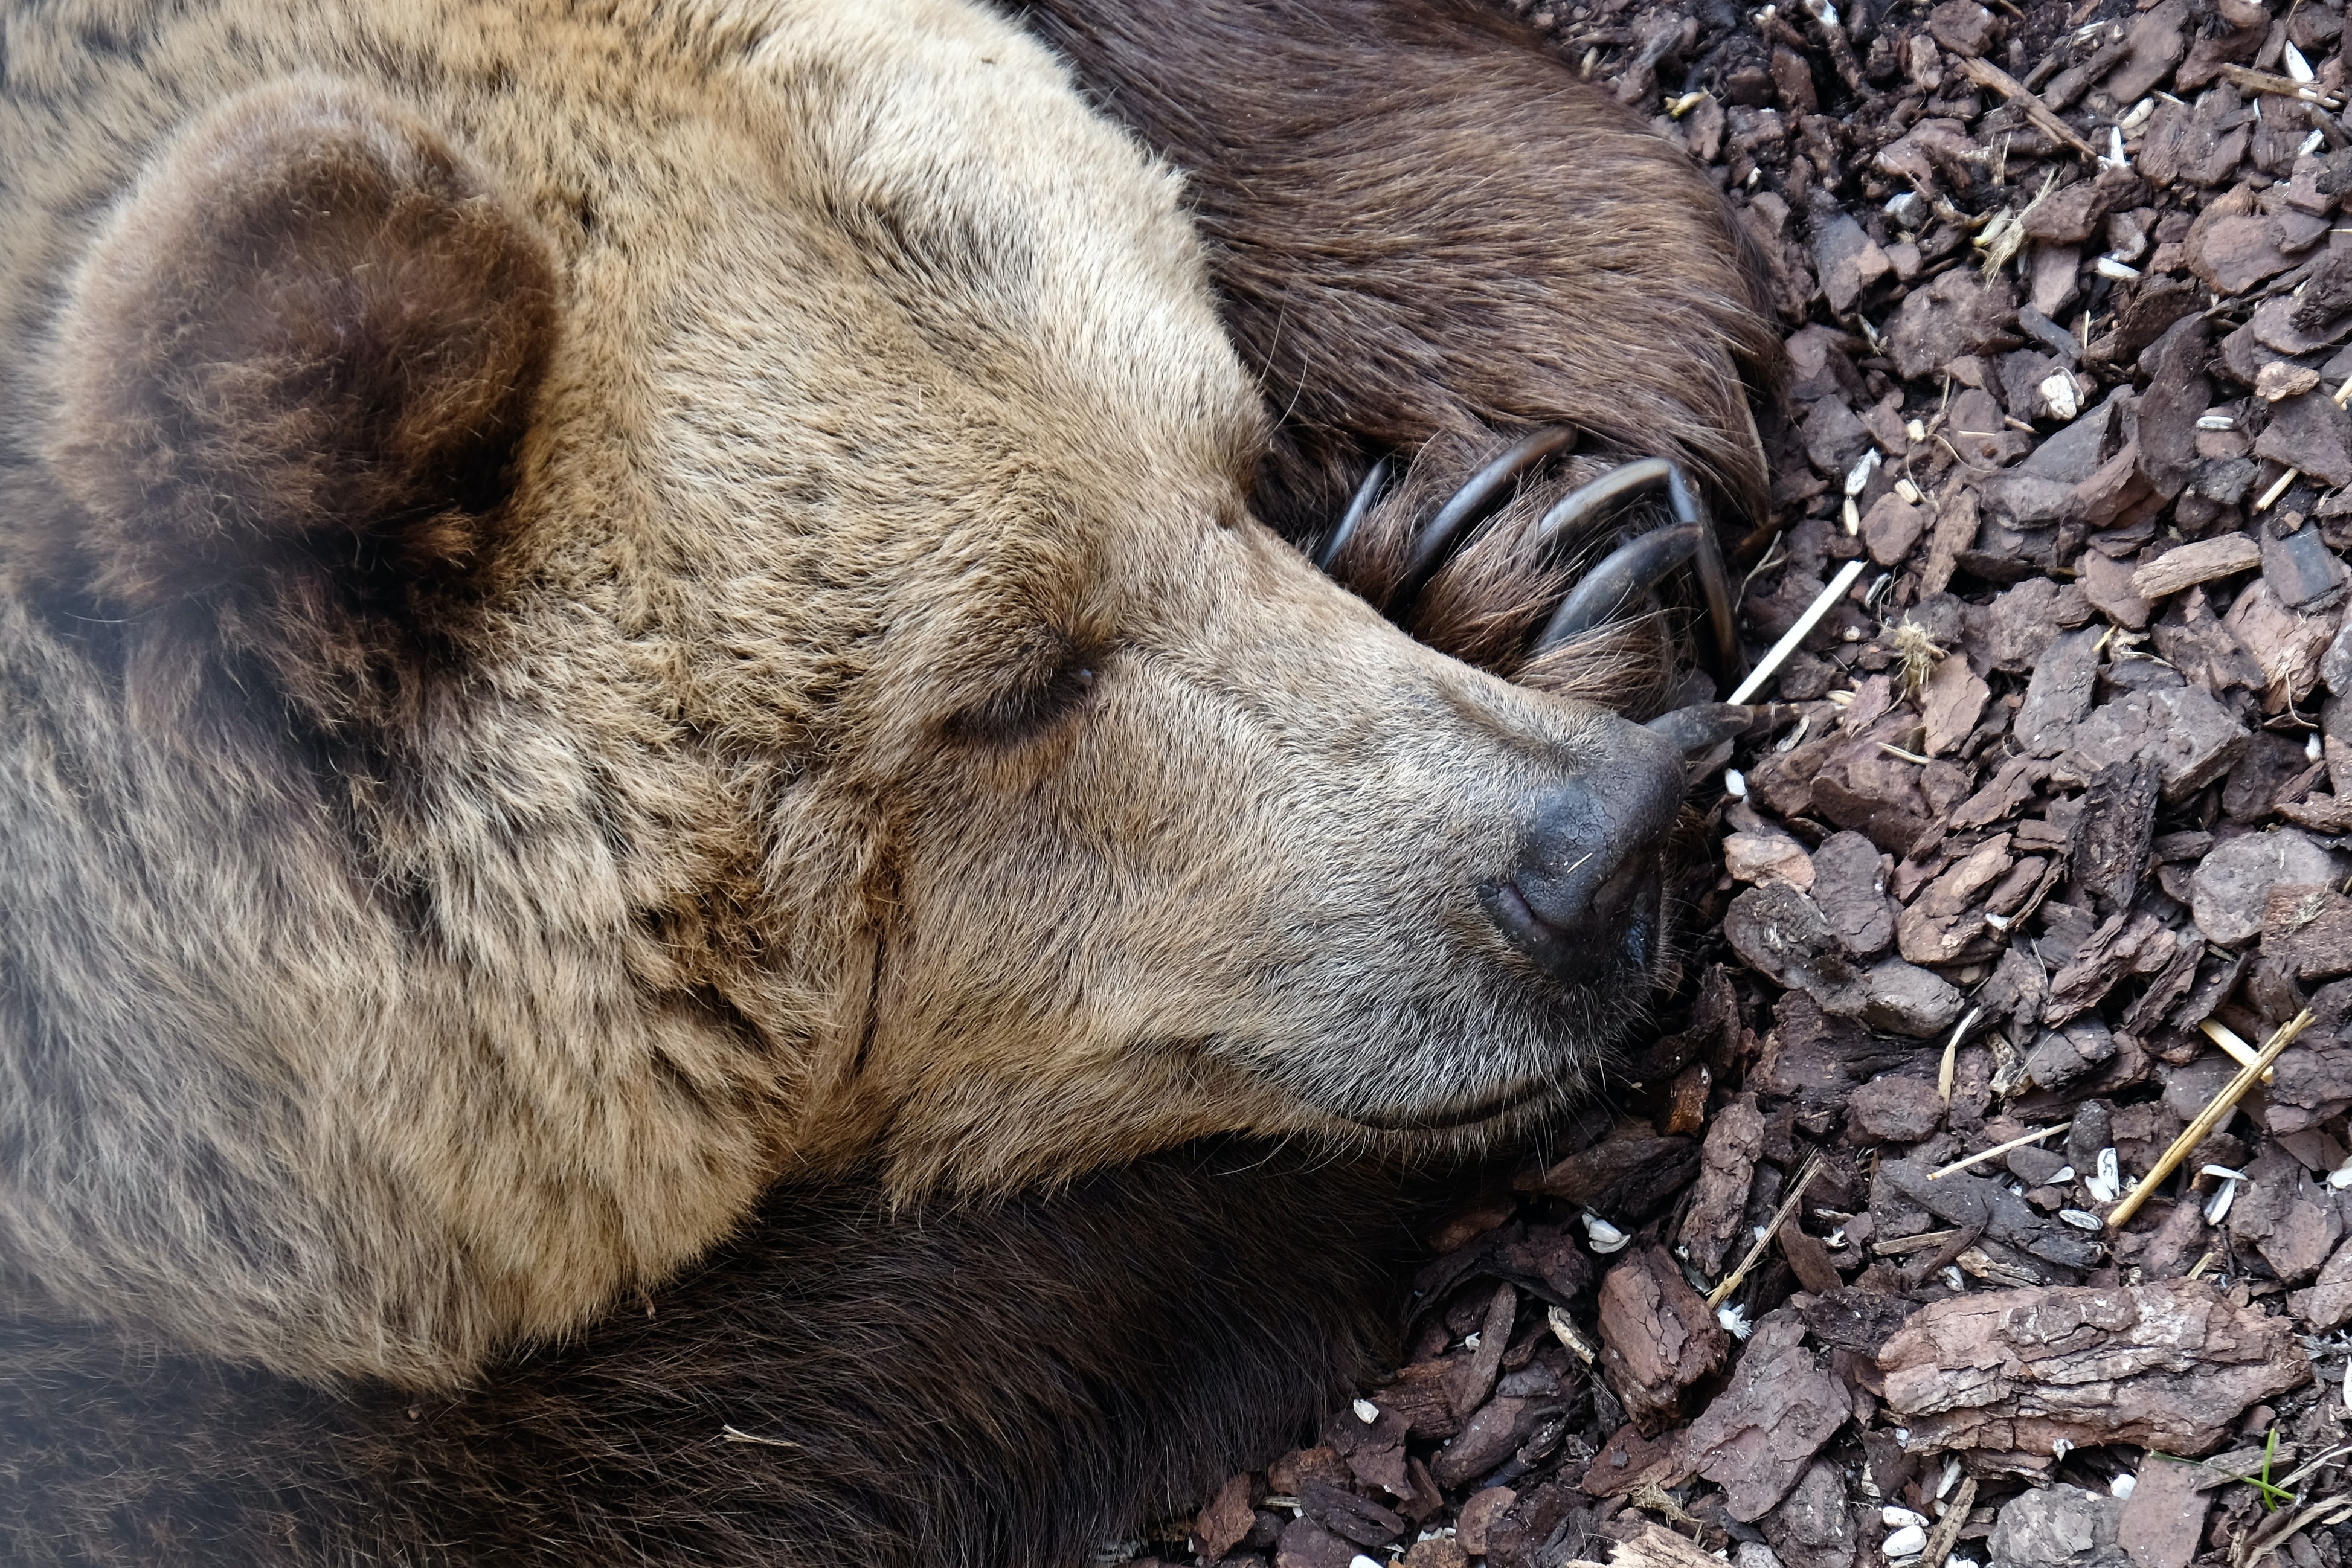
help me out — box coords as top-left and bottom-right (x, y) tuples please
(1129, 0), (2352, 1564)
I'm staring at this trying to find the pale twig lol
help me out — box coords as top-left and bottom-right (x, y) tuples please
(1727, 559), (1866, 705)
(1920, 1476), (1979, 1568)
(1939, 1006), (1982, 1105)
(1929, 1121), (2070, 1180)
(2109, 1011), (2316, 1229)
(1952, 54), (2100, 156)
(2203, 1017), (2278, 1084)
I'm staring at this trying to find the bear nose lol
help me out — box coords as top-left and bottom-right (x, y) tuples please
(1479, 718), (1685, 987)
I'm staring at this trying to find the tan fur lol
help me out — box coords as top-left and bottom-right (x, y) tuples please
(0, 0), (1694, 1389)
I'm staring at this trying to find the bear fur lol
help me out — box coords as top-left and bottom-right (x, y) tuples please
(0, 0), (1775, 1557)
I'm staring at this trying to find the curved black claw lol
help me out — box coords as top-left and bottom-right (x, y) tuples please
(1316, 454), (1395, 571)
(1529, 457), (1741, 684)
(1644, 701), (1761, 755)
(1391, 425), (1577, 609)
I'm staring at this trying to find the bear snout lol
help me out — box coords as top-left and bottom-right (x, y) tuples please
(1479, 715), (1684, 989)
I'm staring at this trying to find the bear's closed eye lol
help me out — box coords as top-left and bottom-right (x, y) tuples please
(946, 643), (1105, 745)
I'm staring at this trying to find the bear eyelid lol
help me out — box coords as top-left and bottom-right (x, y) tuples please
(945, 639), (1107, 746)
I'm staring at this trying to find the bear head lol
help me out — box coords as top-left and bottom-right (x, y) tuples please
(0, 0), (1688, 1387)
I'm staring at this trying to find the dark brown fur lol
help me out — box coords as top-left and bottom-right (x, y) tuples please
(1016, 0), (1779, 703)
(0, 1145), (1435, 1567)
(1013, 0), (1782, 540)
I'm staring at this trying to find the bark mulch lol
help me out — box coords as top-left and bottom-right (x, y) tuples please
(1123, 0), (2352, 1564)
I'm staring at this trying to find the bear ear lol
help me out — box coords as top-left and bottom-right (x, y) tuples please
(42, 78), (559, 610)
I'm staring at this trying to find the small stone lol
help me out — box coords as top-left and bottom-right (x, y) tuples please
(1859, 959), (1965, 1038)
(2190, 827), (2345, 945)
(1989, 1485), (2129, 1568)
(2257, 361), (2321, 401)
(1727, 832), (1818, 890)
(1862, 492), (1927, 567)
(1847, 1075), (1947, 1144)
(1926, 0), (2001, 57)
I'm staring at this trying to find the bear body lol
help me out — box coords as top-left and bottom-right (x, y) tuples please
(0, 0), (1772, 1557)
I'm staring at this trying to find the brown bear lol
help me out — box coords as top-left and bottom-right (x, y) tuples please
(0, 0), (1775, 1559)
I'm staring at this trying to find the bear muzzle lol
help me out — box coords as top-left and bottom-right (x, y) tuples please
(1478, 713), (1684, 991)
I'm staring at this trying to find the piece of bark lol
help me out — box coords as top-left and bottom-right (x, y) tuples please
(2080, 551), (2156, 631)
(1811, 831), (1895, 958)
(1922, 490), (1979, 597)
(1877, 1157), (2102, 1273)
(1520, 1126), (1700, 1224)
(1896, 833), (2015, 965)
(1846, 1076), (1946, 1144)
(1197, 1474), (1260, 1561)
(1679, 1094), (1765, 1279)
(2257, 388), (2352, 487)
(1446, 1281), (1518, 1417)
(1575, 1422), (1683, 1500)
(1404, 1535), (1469, 1568)
(1878, 1280), (2313, 1455)
(2137, 315), (2211, 500)
(2266, 883), (2352, 980)
(1680, 1309), (1857, 1521)
(2264, 523), (2349, 612)
(2018, 627), (2105, 756)
(1276, 1516), (1361, 1568)
(2072, 757), (2162, 919)
(1814, 211), (1888, 315)
(1456, 1488), (1516, 1557)
(2223, 579), (2343, 712)
(1427, 1394), (1538, 1488)
(2291, 1233), (2352, 1329)
(1761, 1457), (1868, 1568)
(2118, 1456), (2212, 1568)
(1886, 268), (2019, 381)
(1594, 1244), (1730, 1436)
(1378, 1360), (1462, 1441)
(2053, 684), (2250, 802)
(1727, 831), (1817, 889)
(2132, 533), (2263, 600)
(1299, 1479), (1405, 1550)
(1781, 1226), (1843, 1296)
(2226, 1146), (2342, 1284)
(1862, 492), (1926, 567)
(2045, 912), (2179, 1027)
